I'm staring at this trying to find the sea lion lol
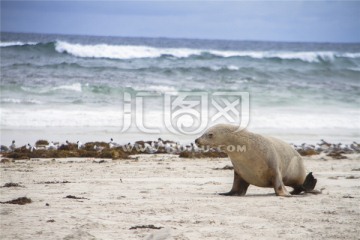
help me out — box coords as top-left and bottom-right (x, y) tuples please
(195, 124), (317, 197)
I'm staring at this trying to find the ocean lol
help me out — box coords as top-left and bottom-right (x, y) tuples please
(1, 32), (359, 146)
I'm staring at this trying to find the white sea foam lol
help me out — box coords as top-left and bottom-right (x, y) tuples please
(342, 52), (360, 58)
(0, 108), (163, 128)
(209, 65), (239, 71)
(210, 50), (338, 62)
(52, 83), (82, 92)
(227, 65), (240, 70)
(1, 106), (359, 130)
(147, 85), (178, 93)
(20, 83), (82, 94)
(209, 66), (222, 71)
(1, 98), (42, 104)
(0, 41), (38, 47)
(54, 41), (360, 62)
(347, 67), (360, 72)
(55, 41), (201, 59)
(250, 109), (360, 130)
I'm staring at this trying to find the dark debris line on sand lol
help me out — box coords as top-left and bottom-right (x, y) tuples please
(1, 139), (228, 160)
(213, 165), (234, 170)
(1, 140), (130, 160)
(293, 140), (360, 158)
(129, 225), (163, 230)
(1, 182), (24, 188)
(37, 180), (71, 184)
(0, 197), (32, 205)
(1, 139), (359, 160)
(64, 195), (89, 200)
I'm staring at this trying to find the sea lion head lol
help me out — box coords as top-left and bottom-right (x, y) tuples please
(195, 124), (239, 148)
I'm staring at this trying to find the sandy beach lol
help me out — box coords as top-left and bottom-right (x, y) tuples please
(1, 153), (359, 240)
(2, 4), (360, 240)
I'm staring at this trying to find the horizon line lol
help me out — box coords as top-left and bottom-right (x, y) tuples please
(2, 30), (360, 45)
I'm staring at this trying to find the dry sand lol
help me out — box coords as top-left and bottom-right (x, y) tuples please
(0, 154), (359, 240)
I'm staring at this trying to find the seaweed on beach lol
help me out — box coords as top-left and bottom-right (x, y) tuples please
(37, 180), (71, 184)
(327, 152), (347, 159)
(2, 138), (359, 160)
(0, 197), (32, 205)
(99, 148), (129, 159)
(129, 225), (163, 230)
(58, 143), (77, 151)
(1, 182), (24, 188)
(84, 142), (108, 151)
(345, 176), (360, 179)
(2, 144), (130, 160)
(179, 151), (227, 158)
(64, 195), (89, 200)
(0, 158), (12, 163)
(35, 139), (49, 146)
(3, 146), (30, 159)
(297, 148), (318, 156)
(213, 165), (234, 170)
(93, 160), (106, 163)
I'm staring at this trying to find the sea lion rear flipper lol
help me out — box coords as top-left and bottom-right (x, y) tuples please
(303, 172), (317, 192)
(290, 172), (318, 195)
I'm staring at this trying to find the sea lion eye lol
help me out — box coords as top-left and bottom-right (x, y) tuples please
(208, 133), (213, 138)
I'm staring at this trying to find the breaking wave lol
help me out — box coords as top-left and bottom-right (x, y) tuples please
(0, 41), (38, 47)
(54, 41), (360, 62)
(2, 40), (360, 63)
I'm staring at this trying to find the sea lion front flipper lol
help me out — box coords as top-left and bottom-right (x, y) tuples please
(219, 171), (249, 196)
(273, 170), (291, 197)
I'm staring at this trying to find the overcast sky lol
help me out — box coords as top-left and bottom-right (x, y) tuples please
(1, 1), (359, 42)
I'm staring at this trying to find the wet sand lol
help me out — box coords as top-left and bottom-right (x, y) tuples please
(1, 154), (359, 240)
